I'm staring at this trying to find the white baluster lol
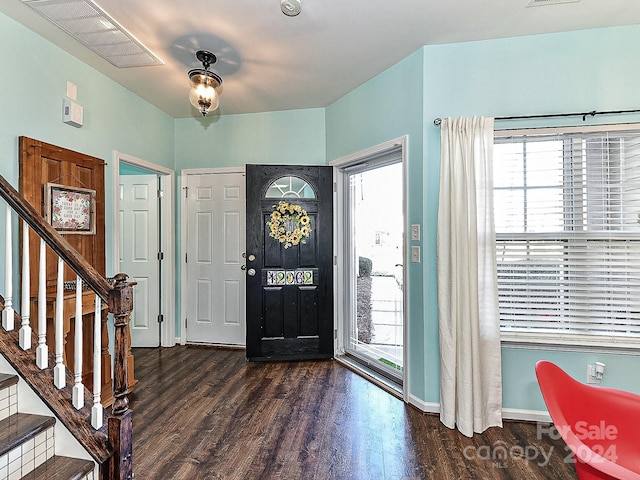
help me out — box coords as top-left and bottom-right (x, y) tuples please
(91, 295), (103, 430)
(19, 221), (31, 349)
(72, 277), (84, 409)
(53, 257), (65, 389)
(36, 239), (48, 369)
(2, 204), (14, 331)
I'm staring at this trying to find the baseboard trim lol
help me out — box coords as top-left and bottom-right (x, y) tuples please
(502, 408), (551, 423)
(403, 396), (550, 424)
(406, 394), (440, 414)
(329, 353), (553, 424)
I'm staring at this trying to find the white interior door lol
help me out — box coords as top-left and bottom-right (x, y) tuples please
(119, 174), (160, 347)
(185, 172), (246, 345)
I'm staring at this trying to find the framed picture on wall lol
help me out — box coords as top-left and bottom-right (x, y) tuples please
(44, 182), (96, 235)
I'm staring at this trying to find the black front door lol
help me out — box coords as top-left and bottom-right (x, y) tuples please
(245, 164), (333, 361)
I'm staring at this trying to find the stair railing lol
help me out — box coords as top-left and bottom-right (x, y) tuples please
(0, 174), (133, 480)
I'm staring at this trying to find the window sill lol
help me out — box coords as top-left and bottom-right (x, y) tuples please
(501, 331), (640, 355)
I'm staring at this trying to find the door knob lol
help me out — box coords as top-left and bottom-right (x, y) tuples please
(247, 254), (256, 262)
(247, 268), (256, 276)
(241, 265), (246, 270)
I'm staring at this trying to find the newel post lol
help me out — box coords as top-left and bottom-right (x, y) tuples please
(107, 273), (134, 480)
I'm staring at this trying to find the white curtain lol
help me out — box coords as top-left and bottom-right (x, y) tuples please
(437, 116), (503, 437)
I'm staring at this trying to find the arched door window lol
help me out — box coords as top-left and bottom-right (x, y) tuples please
(265, 176), (316, 199)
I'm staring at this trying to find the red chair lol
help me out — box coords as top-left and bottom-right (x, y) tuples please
(535, 360), (640, 480)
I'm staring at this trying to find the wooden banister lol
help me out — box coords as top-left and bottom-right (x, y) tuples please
(0, 174), (133, 480)
(107, 274), (134, 480)
(0, 175), (111, 300)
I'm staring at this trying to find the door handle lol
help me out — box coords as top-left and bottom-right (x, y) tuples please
(247, 254), (256, 262)
(241, 265), (246, 270)
(247, 268), (256, 276)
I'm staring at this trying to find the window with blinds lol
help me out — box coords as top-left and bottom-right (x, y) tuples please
(493, 127), (640, 347)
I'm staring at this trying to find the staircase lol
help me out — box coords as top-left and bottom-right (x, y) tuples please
(0, 174), (134, 480)
(0, 372), (94, 479)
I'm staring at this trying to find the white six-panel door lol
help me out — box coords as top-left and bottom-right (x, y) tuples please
(185, 172), (246, 345)
(119, 175), (161, 347)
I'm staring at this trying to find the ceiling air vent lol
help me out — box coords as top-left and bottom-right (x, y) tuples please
(20, 0), (163, 68)
(527, 0), (580, 6)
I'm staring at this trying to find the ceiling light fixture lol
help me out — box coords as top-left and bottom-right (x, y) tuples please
(281, 0), (301, 16)
(188, 50), (223, 116)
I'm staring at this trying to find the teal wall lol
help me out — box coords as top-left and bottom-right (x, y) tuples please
(420, 25), (640, 411)
(421, 26), (640, 129)
(328, 25), (640, 410)
(119, 163), (159, 175)
(502, 347), (640, 411)
(325, 49), (428, 402)
(3, 4), (640, 415)
(0, 12), (175, 177)
(175, 109), (326, 169)
(0, 11), (175, 285)
(173, 109), (326, 337)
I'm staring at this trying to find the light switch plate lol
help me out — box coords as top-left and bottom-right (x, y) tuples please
(411, 224), (421, 241)
(66, 80), (77, 100)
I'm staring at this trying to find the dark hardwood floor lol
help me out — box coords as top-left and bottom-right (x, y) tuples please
(129, 346), (577, 480)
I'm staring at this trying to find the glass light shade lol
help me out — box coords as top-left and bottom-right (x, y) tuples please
(188, 71), (221, 116)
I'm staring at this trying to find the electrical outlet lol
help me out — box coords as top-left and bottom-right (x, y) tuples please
(586, 363), (605, 384)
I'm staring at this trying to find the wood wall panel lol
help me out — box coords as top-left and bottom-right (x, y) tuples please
(17, 136), (113, 403)
(19, 136), (106, 290)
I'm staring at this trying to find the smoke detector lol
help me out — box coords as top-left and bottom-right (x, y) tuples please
(281, 0), (301, 16)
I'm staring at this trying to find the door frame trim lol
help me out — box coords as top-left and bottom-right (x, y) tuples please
(179, 167), (246, 345)
(112, 151), (176, 347)
(330, 135), (409, 401)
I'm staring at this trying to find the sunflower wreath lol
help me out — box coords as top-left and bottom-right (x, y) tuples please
(266, 200), (311, 249)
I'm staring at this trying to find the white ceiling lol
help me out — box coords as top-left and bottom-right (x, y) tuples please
(2, 0), (639, 118)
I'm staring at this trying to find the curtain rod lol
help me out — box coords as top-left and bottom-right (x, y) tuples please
(432, 108), (640, 126)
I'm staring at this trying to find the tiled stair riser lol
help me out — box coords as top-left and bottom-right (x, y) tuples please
(0, 383), (17, 422)
(0, 427), (54, 480)
(0, 377), (94, 480)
